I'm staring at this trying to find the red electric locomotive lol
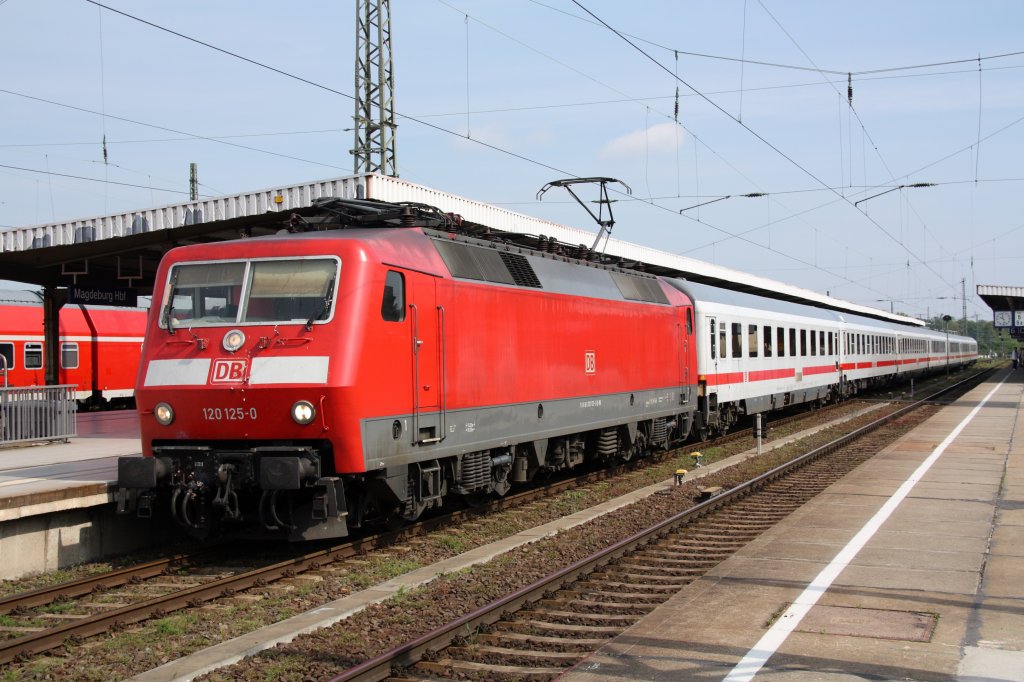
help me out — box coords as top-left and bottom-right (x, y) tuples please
(116, 202), (699, 540)
(0, 291), (146, 405)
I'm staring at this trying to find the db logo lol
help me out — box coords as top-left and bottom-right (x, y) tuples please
(584, 351), (596, 375)
(211, 358), (247, 383)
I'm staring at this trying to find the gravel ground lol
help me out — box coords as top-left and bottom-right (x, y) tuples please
(199, 404), (930, 682)
(0, 401), (921, 681)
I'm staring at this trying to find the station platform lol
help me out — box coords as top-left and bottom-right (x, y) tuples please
(564, 368), (1024, 681)
(0, 411), (145, 578)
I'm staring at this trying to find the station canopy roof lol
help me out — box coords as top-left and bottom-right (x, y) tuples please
(977, 284), (1024, 339)
(0, 172), (923, 326)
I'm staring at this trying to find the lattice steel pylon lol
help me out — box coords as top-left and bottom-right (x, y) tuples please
(352, 0), (398, 176)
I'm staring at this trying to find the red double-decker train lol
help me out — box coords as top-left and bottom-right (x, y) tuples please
(0, 291), (146, 406)
(115, 200), (975, 540)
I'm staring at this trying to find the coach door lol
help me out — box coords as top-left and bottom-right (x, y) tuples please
(707, 315), (719, 380)
(407, 273), (446, 445)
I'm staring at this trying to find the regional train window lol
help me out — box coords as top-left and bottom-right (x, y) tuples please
(24, 342), (43, 370)
(748, 325), (759, 358)
(789, 328), (796, 357)
(777, 327), (785, 357)
(60, 342), (79, 369)
(763, 325), (772, 357)
(800, 329), (807, 356)
(381, 270), (406, 322)
(0, 342), (14, 371)
(710, 319), (716, 360)
(731, 323), (742, 358)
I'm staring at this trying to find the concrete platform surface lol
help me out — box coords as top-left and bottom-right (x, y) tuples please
(0, 410), (140, 520)
(564, 369), (1024, 682)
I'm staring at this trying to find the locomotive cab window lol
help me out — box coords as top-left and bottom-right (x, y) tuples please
(61, 342), (79, 369)
(0, 342), (13, 371)
(161, 257), (339, 328)
(25, 342), (43, 370)
(381, 271), (406, 322)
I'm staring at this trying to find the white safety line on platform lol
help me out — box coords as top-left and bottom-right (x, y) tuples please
(723, 377), (1008, 682)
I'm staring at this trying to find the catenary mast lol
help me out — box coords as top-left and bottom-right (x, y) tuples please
(352, 0), (398, 176)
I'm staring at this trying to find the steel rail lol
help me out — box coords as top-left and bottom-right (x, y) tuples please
(328, 368), (992, 682)
(0, 372), (951, 665)
(0, 398), (825, 619)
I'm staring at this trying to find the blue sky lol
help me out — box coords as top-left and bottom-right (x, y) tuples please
(2, 0), (1022, 322)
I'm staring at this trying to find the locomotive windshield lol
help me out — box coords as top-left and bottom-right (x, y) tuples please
(160, 257), (339, 329)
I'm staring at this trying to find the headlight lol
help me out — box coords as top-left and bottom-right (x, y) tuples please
(223, 329), (246, 352)
(154, 402), (175, 426)
(291, 400), (316, 425)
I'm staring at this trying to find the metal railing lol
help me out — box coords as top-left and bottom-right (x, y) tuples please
(0, 385), (77, 446)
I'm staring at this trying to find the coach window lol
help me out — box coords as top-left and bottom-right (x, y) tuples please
(789, 328), (797, 357)
(763, 325), (772, 357)
(381, 271), (406, 322)
(800, 329), (807, 356)
(0, 342), (13, 371)
(820, 331), (826, 355)
(60, 342), (79, 369)
(748, 324), (759, 358)
(810, 329), (817, 356)
(777, 327), (785, 357)
(25, 342), (43, 370)
(828, 332), (834, 356)
(720, 323), (727, 359)
(710, 319), (716, 359)
(731, 323), (742, 358)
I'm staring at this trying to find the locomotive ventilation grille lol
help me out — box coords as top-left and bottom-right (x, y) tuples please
(432, 239), (542, 289)
(498, 252), (542, 288)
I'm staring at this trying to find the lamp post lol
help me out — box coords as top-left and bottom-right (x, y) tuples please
(942, 314), (952, 377)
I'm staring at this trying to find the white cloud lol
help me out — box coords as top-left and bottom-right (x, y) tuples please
(600, 122), (686, 159)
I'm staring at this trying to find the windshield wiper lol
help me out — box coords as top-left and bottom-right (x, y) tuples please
(161, 271), (179, 335)
(305, 277), (336, 331)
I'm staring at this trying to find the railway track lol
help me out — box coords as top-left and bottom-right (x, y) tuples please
(329, 369), (990, 682)
(0, 396), (845, 665)
(0, 370), (978, 667)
